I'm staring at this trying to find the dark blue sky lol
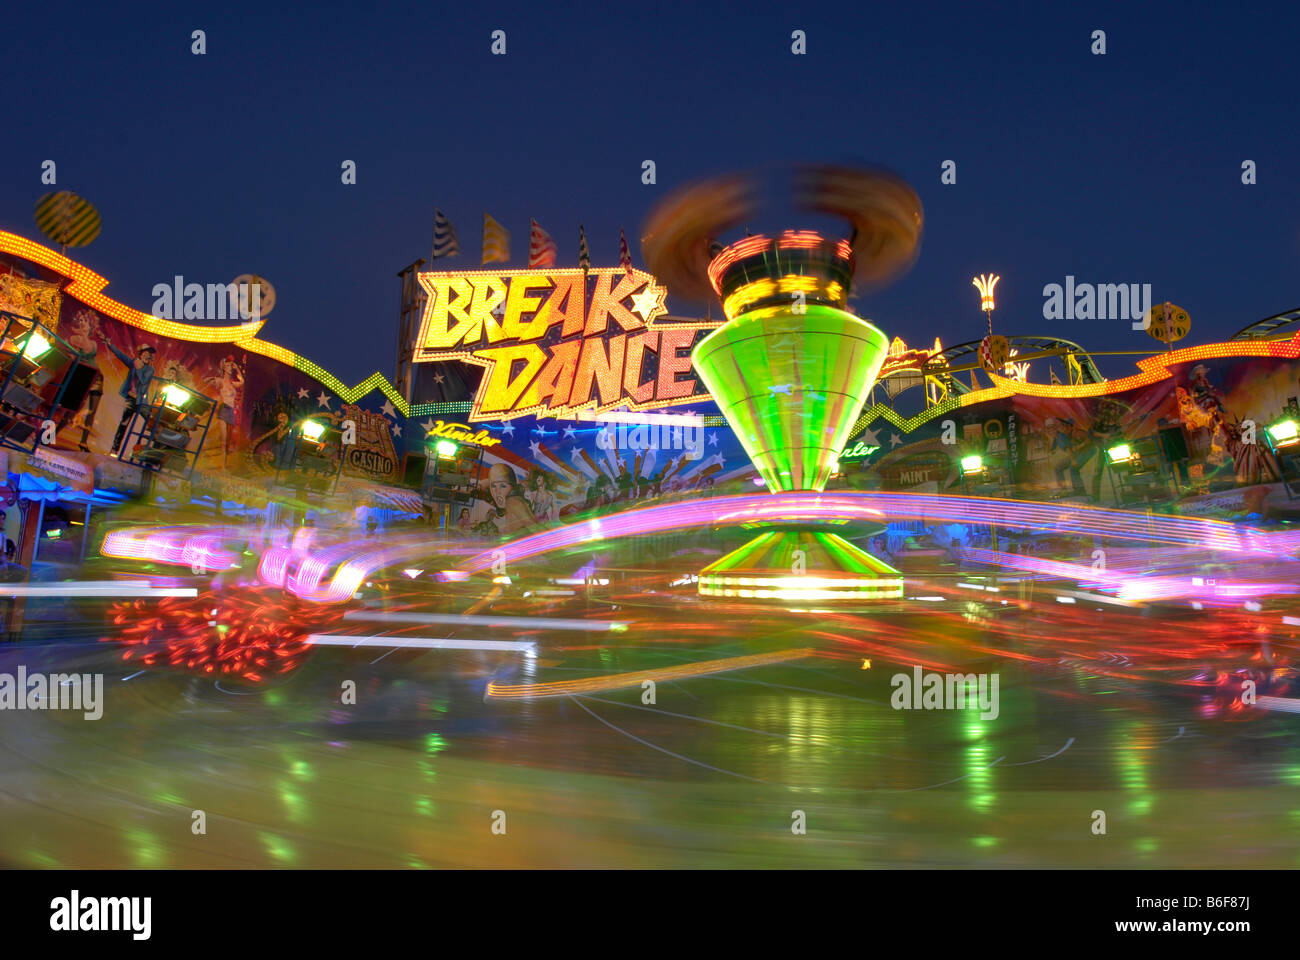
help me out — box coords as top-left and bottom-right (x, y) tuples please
(5, 1), (1296, 385)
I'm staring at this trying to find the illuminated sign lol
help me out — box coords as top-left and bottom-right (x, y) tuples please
(426, 420), (501, 448)
(838, 441), (879, 461)
(413, 267), (721, 421)
(341, 403), (399, 482)
(880, 452), (951, 490)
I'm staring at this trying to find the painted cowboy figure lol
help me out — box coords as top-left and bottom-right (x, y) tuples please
(99, 332), (156, 455)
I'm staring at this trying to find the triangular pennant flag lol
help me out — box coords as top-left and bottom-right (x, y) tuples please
(619, 227), (632, 272)
(578, 224), (591, 271)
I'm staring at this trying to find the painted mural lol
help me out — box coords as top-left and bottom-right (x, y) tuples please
(851, 351), (1300, 508)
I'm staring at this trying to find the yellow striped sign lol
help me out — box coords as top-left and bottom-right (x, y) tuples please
(34, 191), (101, 248)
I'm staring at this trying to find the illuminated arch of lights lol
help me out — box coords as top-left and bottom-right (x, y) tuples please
(0, 231), (409, 412)
(846, 328), (1300, 441)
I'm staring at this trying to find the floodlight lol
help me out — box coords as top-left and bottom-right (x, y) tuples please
(1267, 419), (1299, 448)
(22, 331), (52, 359)
(161, 383), (192, 409)
(1106, 443), (1133, 464)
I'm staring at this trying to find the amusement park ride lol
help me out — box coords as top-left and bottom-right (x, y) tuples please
(643, 166), (923, 601)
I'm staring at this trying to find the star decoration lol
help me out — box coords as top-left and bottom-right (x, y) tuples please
(859, 425), (881, 447)
(529, 441), (542, 458)
(420, 419), (435, 437)
(708, 432), (718, 447)
(768, 384), (792, 396)
(381, 400), (396, 419)
(890, 433), (903, 448)
(296, 387), (309, 399)
(629, 284), (665, 321)
(500, 421), (515, 436)
(316, 391), (331, 409)
(563, 424), (576, 439)
(433, 372), (446, 385)
(392, 424), (402, 437)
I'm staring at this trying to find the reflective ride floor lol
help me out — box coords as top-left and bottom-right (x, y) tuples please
(2, 565), (1297, 869)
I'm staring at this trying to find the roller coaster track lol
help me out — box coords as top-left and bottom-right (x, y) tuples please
(1232, 307), (1300, 342)
(925, 336), (1105, 387)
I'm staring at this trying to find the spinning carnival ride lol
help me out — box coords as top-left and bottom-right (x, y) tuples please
(642, 167), (924, 601)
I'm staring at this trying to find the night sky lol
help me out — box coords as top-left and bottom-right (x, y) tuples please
(4, 1), (1296, 386)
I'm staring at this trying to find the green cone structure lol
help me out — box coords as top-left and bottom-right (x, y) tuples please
(693, 304), (889, 493)
(691, 237), (903, 602)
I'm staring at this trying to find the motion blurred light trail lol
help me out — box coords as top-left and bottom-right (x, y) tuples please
(305, 635), (537, 652)
(342, 610), (630, 632)
(101, 527), (240, 569)
(457, 492), (1300, 574)
(0, 582), (197, 597)
(957, 547), (1300, 603)
(485, 648), (816, 699)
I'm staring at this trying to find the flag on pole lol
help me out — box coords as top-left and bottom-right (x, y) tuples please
(482, 213), (510, 264)
(619, 227), (632, 272)
(1050, 368), (1062, 385)
(432, 208), (459, 259)
(528, 218), (557, 267)
(578, 224), (591, 271)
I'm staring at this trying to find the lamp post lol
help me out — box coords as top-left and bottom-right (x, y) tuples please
(972, 274), (1004, 550)
(973, 273), (999, 332)
(973, 274), (1008, 378)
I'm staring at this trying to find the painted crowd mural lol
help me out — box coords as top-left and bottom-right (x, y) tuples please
(852, 352), (1300, 509)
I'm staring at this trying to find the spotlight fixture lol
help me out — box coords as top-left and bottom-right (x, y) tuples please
(161, 382), (192, 410)
(21, 331), (52, 360)
(435, 439), (458, 459)
(1106, 443), (1134, 464)
(1267, 419), (1299, 448)
(960, 454), (983, 475)
(300, 420), (326, 442)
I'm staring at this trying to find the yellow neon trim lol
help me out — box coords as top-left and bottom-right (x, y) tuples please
(849, 330), (1300, 439)
(0, 231), (412, 415)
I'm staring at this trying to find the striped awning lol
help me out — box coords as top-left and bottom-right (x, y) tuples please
(371, 489), (421, 512)
(367, 488), (424, 514)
